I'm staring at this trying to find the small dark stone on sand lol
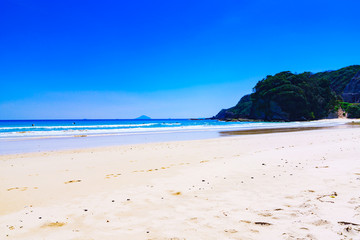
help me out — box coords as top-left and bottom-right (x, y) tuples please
(127, 199), (130, 201)
(112, 200), (115, 202)
(262, 163), (265, 165)
(254, 221), (272, 226)
(202, 180), (205, 182)
(84, 209), (88, 212)
(39, 217), (42, 219)
(146, 231), (149, 233)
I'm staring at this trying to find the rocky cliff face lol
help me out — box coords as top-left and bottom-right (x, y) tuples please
(342, 71), (360, 103)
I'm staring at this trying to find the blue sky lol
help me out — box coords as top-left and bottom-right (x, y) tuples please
(1, 0), (360, 119)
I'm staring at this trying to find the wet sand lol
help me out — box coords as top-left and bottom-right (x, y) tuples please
(220, 122), (360, 136)
(1, 126), (360, 239)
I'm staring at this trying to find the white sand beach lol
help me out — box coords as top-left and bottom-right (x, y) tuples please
(1, 126), (360, 239)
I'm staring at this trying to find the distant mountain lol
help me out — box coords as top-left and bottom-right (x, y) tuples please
(135, 115), (151, 120)
(214, 65), (360, 121)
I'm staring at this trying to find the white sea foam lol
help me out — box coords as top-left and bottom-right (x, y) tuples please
(0, 123), (158, 130)
(0, 119), (351, 139)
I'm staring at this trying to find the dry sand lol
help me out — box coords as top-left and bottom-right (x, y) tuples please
(1, 127), (360, 239)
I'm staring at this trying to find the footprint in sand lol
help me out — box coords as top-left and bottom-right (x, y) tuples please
(134, 163), (190, 174)
(258, 212), (273, 217)
(41, 222), (66, 228)
(240, 220), (251, 224)
(7, 187), (28, 191)
(312, 219), (329, 226)
(105, 173), (122, 179)
(64, 180), (82, 184)
(134, 166), (169, 173)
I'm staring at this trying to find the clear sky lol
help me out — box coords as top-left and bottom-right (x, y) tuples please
(1, 0), (360, 119)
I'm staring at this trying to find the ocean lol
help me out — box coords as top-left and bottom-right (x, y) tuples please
(0, 119), (349, 154)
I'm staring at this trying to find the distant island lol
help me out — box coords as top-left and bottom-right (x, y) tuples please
(214, 65), (360, 121)
(135, 115), (151, 120)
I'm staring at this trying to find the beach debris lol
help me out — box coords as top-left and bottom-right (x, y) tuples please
(171, 192), (181, 196)
(64, 180), (81, 184)
(317, 192), (337, 203)
(224, 229), (238, 233)
(7, 187), (28, 191)
(240, 220), (251, 224)
(42, 221), (66, 228)
(254, 221), (272, 226)
(105, 173), (121, 178)
(338, 221), (360, 226)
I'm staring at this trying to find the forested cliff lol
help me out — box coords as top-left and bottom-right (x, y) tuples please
(215, 65), (360, 121)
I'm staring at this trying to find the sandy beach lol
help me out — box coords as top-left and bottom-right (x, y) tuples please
(1, 126), (360, 239)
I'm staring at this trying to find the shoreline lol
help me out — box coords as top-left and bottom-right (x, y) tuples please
(0, 118), (355, 156)
(1, 126), (360, 239)
(220, 122), (360, 136)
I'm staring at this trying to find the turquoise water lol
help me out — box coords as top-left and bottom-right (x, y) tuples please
(0, 119), (349, 154)
(0, 119), (348, 139)
(0, 119), (246, 138)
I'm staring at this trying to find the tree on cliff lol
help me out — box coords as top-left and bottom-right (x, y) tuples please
(215, 65), (360, 121)
(250, 72), (336, 121)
